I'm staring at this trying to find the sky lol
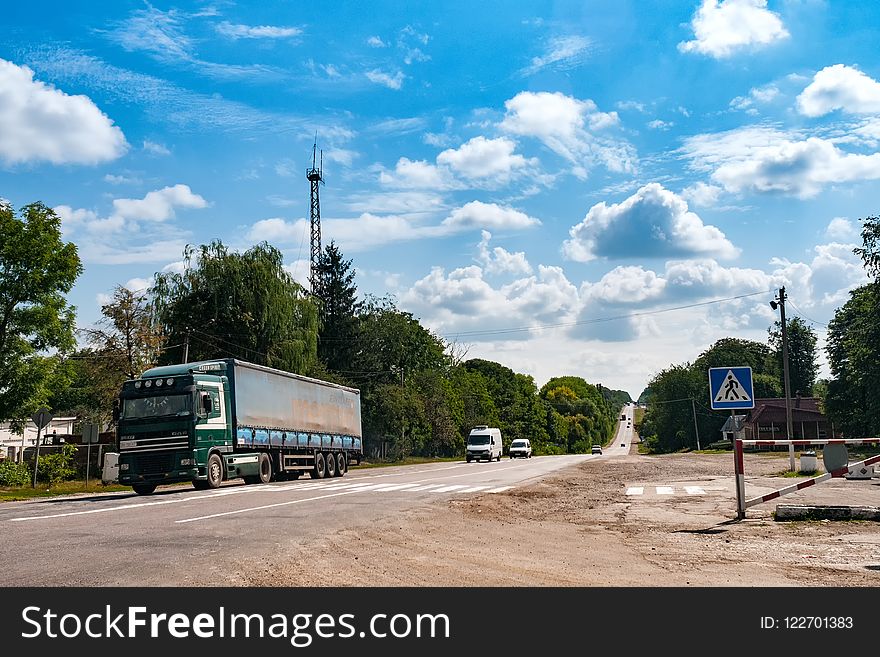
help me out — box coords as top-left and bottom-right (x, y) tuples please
(1, 0), (878, 399)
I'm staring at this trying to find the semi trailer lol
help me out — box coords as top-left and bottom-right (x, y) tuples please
(114, 358), (362, 495)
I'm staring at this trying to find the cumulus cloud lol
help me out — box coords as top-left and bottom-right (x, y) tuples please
(796, 64), (880, 117)
(678, 0), (789, 58)
(442, 201), (541, 231)
(436, 136), (534, 181)
(0, 58), (127, 165)
(682, 125), (880, 198)
(379, 157), (457, 189)
(143, 140), (170, 155)
(730, 83), (780, 112)
(111, 184), (208, 223)
(247, 217), (307, 244)
(477, 231), (533, 276)
(681, 182), (723, 207)
(562, 183), (739, 262)
(825, 217), (858, 241)
(499, 91), (635, 178)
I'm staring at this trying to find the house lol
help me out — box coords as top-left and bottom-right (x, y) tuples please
(741, 395), (839, 442)
(0, 416), (77, 461)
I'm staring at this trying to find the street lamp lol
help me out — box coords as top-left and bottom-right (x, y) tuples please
(771, 287), (796, 472)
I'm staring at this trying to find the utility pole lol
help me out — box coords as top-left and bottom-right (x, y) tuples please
(307, 137), (324, 296)
(773, 286), (796, 472)
(691, 398), (701, 450)
(183, 333), (190, 364)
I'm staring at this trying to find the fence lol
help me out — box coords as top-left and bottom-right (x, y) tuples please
(734, 438), (880, 519)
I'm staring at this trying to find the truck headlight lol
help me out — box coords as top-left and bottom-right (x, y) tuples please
(120, 463), (129, 471)
(180, 458), (193, 466)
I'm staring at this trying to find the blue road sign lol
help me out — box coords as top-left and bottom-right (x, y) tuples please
(709, 366), (755, 410)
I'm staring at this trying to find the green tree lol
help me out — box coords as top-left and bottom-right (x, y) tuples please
(151, 240), (318, 374)
(0, 201), (82, 425)
(314, 241), (361, 374)
(768, 317), (818, 397)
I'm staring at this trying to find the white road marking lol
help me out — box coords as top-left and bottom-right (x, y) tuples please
(430, 485), (469, 493)
(486, 486), (513, 493)
(685, 486), (706, 495)
(177, 489), (366, 523)
(626, 487), (644, 496)
(656, 486), (674, 495)
(405, 484), (444, 491)
(370, 483), (421, 492)
(456, 486), (490, 493)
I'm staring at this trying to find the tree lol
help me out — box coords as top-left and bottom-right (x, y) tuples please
(314, 241), (361, 374)
(853, 214), (880, 278)
(151, 240), (318, 374)
(0, 201), (82, 424)
(768, 317), (818, 397)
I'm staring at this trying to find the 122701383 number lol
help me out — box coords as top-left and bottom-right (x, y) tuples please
(784, 617), (853, 629)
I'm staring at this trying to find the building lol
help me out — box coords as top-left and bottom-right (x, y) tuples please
(741, 395), (839, 442)
(0, 416), (77, 461)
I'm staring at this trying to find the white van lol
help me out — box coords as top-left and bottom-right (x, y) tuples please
(466, 426), (503, 462)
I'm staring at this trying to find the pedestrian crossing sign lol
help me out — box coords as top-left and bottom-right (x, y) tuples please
(708, 366), (754, 410)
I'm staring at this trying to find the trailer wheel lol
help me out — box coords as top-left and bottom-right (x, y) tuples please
(257, 452), (272, 484)
(206, 453), (224, 488)
(335, 452), (346, 477)
(325, 451), (336, 477)
(132, 483), (156, 496)
(312, 452), (326, 479)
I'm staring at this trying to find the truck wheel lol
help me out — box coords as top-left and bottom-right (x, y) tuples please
(206, 453), (223, 489)
(335, 452), (346, 477)
(312, 452), (326, 479)
(466, 456), (472, 463)
(132, 483), (156, 496)
(257, 452), (272, 484)
(325, 452), (336, 477)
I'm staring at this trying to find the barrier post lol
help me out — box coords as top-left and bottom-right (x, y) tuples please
(735, 438), (746, 520)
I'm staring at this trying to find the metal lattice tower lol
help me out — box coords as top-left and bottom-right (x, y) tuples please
(306, 139), (324, 293)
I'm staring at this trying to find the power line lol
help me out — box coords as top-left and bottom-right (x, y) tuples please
(439, 290), (773, 339)
(785, 299), (829, 329)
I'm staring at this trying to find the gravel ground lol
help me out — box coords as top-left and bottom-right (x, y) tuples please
(239, 449), (880, 587)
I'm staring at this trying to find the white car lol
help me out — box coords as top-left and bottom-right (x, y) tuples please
(509, 438), (532, 459)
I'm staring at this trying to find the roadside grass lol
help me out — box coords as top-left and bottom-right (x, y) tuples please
(349, 456), (461, 469)
(0, 479), (133, 502)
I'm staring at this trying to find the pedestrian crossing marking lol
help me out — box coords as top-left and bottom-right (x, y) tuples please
(626, 487), (644, 496)
(624, 485), (708, 497)
(656, 486), (674, 495)
(685, 486), (705, 495)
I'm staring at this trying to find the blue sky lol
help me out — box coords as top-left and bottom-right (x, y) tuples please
(2, 0), (878, 398)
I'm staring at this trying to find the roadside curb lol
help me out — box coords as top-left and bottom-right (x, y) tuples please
(774, 504), (880, 521)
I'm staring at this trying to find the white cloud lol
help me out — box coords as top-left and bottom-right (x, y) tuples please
(681, 182), (723, 207)
(477, 231), (533, 276)
(143, 140), (170, 156)
(682, 125), (880, 198)
(366, 69), (405, 90)
(499, 91), (635, 178)
(104, 173), (141, 185)
(796, 64), (880, 117)
(0, 58), (127, 165)
(442, 201), (541, 231)
(647, 119), (674, 130)
(436, 136), (533, 180)
(730, 83), (780, 111)
(247, 217), (307, 244)
(124, 277), (153, 292)
(825, 217), (858, 241)
(367, 36), (387, 48)
(562, 183), (739, 262)
(111, 184), (208, 223)
(379, 157), (456, 189)
(678, 0), (790, 58)
(521, 35), (592, 75)
(216, 22), (302, 39)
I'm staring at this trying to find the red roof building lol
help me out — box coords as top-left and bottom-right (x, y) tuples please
(741, 395), (840, 441)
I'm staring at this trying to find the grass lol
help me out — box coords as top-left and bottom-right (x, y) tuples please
(0, 479), (134, 502)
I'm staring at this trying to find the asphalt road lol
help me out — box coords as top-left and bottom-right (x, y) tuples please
(0, 453), (591, 586)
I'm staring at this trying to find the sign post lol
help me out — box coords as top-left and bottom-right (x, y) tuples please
(709, 367), (754, 518)
(82, 423), (99, 488)
(30, 408), (54, 488)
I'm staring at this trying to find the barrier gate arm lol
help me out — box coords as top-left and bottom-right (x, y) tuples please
(734, 438), (880, 519)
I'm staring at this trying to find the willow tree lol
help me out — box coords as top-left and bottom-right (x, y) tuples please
(151, 240), (318, 374)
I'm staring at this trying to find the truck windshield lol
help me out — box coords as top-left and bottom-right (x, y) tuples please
(122, 395), (191, 419)
(468, 435), (491, 445)
(511, 440), (526, 447)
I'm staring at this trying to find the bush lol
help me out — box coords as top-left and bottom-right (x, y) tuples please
(37, 444), (78, 484)
(0, 459), (31, 487)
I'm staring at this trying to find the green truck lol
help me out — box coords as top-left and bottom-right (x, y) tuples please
(114, 358), (363, 495)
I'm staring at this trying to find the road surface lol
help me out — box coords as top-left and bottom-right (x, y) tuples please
(0, 453), (591, 586)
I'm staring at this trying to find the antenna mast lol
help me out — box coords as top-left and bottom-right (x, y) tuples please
(306, 136), (324, 294)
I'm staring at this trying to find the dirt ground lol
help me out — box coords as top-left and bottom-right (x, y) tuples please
(241, 449), (880, 587)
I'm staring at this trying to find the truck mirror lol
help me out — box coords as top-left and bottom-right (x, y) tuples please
(112, 400), (120, 422)
(202, 394), (212, 415)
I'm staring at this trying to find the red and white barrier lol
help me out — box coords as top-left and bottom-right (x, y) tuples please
(734, 438), (880, 519)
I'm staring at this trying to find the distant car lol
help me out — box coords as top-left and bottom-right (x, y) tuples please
(591, 445), (602, 455)
(509, 438), (532, 459)
(620, 443), (625, 448)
